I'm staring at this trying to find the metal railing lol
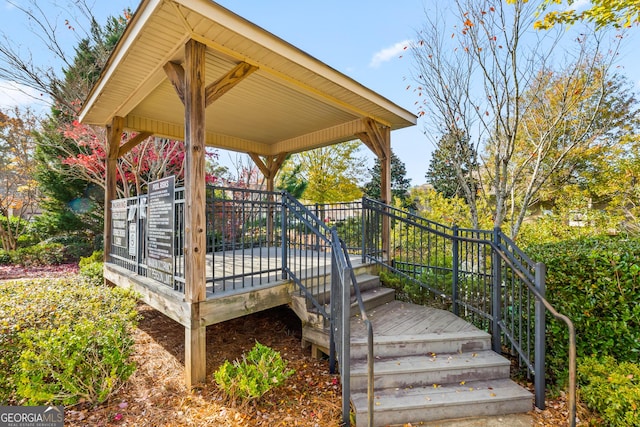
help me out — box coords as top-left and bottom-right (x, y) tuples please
(362, 197), (576, 427)
(108, 188), (186, 292)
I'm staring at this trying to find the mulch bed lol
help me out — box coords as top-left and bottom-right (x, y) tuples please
(66, 304), (343, 427)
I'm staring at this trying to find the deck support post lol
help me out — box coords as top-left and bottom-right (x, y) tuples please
(249, 153), (288, 245)
(357, 119), (391, 260)
(183, 38), (208, 386)
(104, 116), (124, 266)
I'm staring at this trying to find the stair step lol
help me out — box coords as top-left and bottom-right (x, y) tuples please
(350, 350), (510, 391)
(351, 330), (492, 360)
(304, 273), (381, 306)
(351, 378), (533, 427)
(308, 287), (395, 322)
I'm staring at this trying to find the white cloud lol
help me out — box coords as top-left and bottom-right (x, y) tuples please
(369, 39), (411, 68)
(0, 80), (50, 111)
(569, 0), (591, 11)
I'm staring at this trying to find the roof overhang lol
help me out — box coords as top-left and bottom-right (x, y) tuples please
(79, 0), (416, 157)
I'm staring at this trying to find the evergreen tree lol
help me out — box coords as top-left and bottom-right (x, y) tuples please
(425, 130), (477, 200)
(33, 13), (130, 238)
(363, 150), (412, 206)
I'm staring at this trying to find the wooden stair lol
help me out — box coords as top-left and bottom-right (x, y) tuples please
(291, 273), (533, 427)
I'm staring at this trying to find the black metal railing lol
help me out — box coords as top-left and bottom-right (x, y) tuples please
(362, 197), (576, 427)
(329, 232), (374, 427)
(108, 188), (186, 292)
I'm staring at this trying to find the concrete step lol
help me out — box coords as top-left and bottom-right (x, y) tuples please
(351, 330), (492, 360)
(351, 378), (533, 427)
(350, 350), (510, 391)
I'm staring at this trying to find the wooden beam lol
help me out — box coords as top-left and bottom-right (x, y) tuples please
(183, 38), (207, 386)
(249, 152), (271, 178)
(356, 131), (382, 159)
(117, 131), (153, 157)
(248, 152), (288, 182)
(104, 116), (124, 264)
(205, 61), (258, 107)
(164, 61), (186, 105)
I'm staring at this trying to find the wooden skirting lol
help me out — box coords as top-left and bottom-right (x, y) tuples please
(104, 262), (296, 328)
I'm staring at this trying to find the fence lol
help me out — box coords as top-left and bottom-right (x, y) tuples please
(361, 197), (575, 421)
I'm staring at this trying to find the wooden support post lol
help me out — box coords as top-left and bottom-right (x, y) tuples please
(104, 116), (124, 264)
(183, 38), (208, 386)
(185, 302), (206, 388)
(380, 126), (391, 259)
(357, 118), (391, 259)
(249, 152), (288, 245)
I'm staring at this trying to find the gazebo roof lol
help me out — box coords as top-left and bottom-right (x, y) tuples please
(79, 0), (416, 156)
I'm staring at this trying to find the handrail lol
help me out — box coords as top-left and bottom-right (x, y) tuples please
(362, 197), (576, 427)
(338, 236), (374, 427)
(281, 194), (359, 425)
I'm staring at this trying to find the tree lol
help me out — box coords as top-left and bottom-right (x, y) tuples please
(0, 1), (131, 114)
(409, 0), (624, 237)
(503, 65), (639, 237)
(0, 107), (40, 250)
(425, 129), (478, 201)
(363, 150), (412, 205)
(281, 141), (367, 204)
(277, 162), (308, 199)
(526, 0), (640, 30)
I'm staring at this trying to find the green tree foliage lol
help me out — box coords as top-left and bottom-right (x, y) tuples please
(362, 150), (412, 205)
(276, 159), (307, 198)
(425, 130), (477, 200)
(410, 0), (630, 238)
(282, 141), (366, 204)
(30, 12), (130, 239)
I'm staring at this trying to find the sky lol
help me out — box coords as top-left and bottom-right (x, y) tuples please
(1, 0), (640, 186)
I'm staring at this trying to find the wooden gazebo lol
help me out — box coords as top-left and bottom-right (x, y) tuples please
(79, 0), (415, 386)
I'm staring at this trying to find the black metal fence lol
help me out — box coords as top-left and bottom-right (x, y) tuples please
(361, 197), (574, 418)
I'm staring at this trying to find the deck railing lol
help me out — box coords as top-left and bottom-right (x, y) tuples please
(108, 188), (186, 292)
(361, 197), (576, 426)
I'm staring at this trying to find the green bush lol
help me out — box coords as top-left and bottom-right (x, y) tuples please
(14, 243), (66, 266)
(578, 356), (640, 427)
(79, 261), (104, 286)
(527, 237), (640, 385)
(0, 279), (138, 405)
(79, 251), (104, 285)
(43, 235), (94, 262)
(78, 250), (104, 269)
(0, 249), (11, 265)
(214, 342), (294, 404)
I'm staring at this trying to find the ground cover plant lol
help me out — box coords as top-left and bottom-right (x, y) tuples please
(0, 277), (138, 405)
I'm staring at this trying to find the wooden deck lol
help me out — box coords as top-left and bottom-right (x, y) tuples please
(106, 248), (369, 326)
(351, 300), (479, 340)
(203, 246), (363, 297)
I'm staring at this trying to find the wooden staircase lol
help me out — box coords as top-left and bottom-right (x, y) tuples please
(290, 270), (533, 427)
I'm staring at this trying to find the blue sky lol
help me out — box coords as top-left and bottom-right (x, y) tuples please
(1, 0), (640, 186)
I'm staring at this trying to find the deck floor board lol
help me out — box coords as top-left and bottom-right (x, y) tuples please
(351, 301), (481, 341)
